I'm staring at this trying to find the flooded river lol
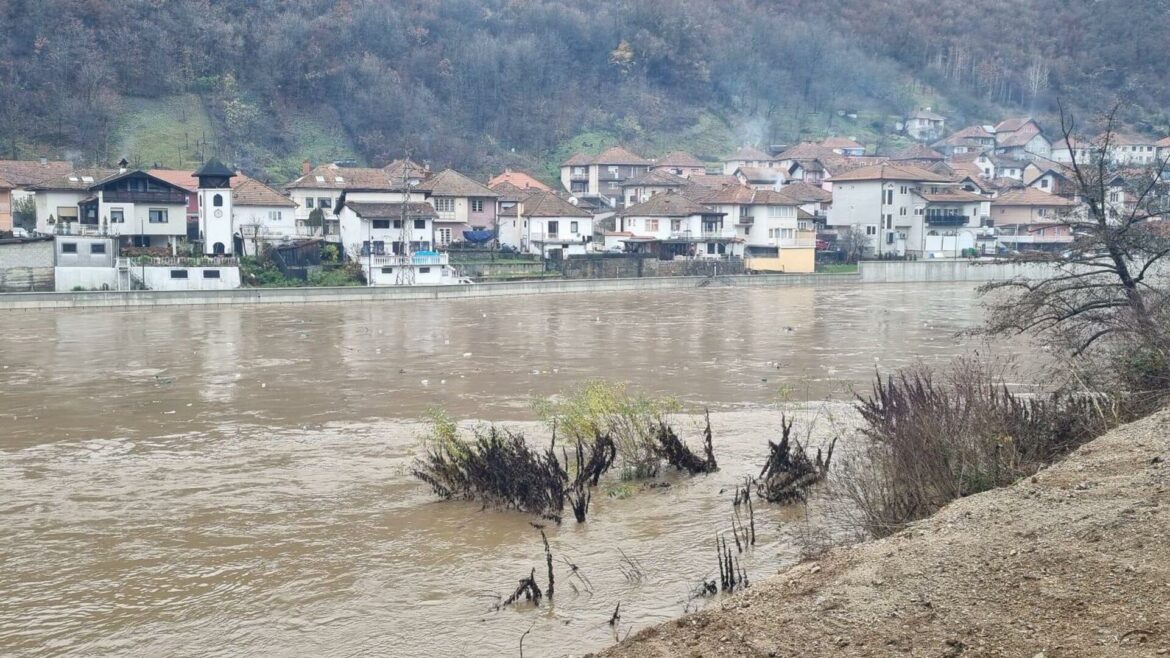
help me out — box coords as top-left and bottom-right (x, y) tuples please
(1, 283), (994, 656)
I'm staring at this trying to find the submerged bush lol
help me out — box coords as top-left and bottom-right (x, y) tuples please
(838, 358), (1119, 538)
(533, 380), (680, 478)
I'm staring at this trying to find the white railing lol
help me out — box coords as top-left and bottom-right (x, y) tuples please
(117, 256), (240, 267)
(369, 253), (449, 266)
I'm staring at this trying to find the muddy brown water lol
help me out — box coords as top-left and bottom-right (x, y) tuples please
(1, 283), (996, 656)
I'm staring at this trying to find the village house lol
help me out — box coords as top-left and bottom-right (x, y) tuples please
(414, 168), (498, 246)
(620, 169), (688, 207)
(496, 190), (593, 258)
(932, 125), (996, 157)
(651, 151), (708, 178)
(721, 146), (775, 175)
(1049, 136), (1095, 165)
(890, 144), (946, 168)
(28, 168), (190, 251)
(559, 146), (651, 209)
(826, 163), (991, 257)
(286, 163), (414, 239)
(608, 192), (741, 259)
(1023, 158), (1079, 198)
(905, 108), (946, 141)
(232, 177), (300, 256)
(820, 137), (866, 156)
(701, 186), (814, 272)
(734, 166), (787, 190)
(487, 168), (550, 192)
(335, 200), (452, 286)
(992, 187), (1078, 252)
(993, 118), (1052, 160)
(0, 159), (74, 232)
(774, 181), (833, 229)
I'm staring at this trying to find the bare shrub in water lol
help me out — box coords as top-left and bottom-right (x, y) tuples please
(838, 358), (1119, 538)
(534, 380), (680, 478)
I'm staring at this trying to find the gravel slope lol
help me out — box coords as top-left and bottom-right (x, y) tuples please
(601, 409), (1170, 657)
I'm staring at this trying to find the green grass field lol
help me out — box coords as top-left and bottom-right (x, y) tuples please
(118, 94), (217, 169)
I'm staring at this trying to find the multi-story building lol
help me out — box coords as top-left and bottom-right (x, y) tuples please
(286, 162), (417, 239)
(496, 190), (594, 258)
(559, 146), (651, 209)
(992, 187), (1078, 252)
(721, 146), (775, 175)
(620, 169), (687, 206)
(414, 169), (498, 246)
(905, 109), (946, 141)
(701, 186), (813, 272)
(608, 192), (740, 259)
(651, 151), (708, 178)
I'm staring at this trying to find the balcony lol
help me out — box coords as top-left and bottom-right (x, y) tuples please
(369, 253), (448, 266)
(925, 213), (969, 226)
(736, 216), (755, 226)
(103, 191), (189, 205)
(569, 171), (588, 181)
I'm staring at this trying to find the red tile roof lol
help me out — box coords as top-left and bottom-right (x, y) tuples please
(827, 163), (952, 183)
(487, 169), (550, 191)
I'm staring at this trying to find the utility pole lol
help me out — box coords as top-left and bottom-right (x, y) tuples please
(396, 151), (415, 286)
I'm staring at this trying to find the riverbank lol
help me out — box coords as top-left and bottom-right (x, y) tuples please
(601, 408), (1170, 657)
(0, 260), (1054, 310)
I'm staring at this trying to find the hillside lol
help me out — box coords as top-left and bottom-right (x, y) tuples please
(1, 0), (1166, 183)
(603, 407), (1170, 657)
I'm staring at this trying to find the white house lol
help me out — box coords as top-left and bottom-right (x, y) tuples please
(651, 151), (708, 178)
(337, 200), (463, 285)
(701, 186), (814, 272)
(559, 146), (651, 209)
(286, 162), (419, 240)
(721, 146), (775, 175)
(232, 177), (300, 256)
(905, 109), (946, 141)
(29, 169), (190, 251)
(620, 169), (687, 206)
(610, 192), (741, 259)
(414, 168), (498, 246)
(993, 118), (1052, 160)
(826, 163), (992, 257)
(497, 190), (594, 257)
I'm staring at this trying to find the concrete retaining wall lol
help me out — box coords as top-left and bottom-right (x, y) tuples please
(0, 272), (857, 310)
(0, 239), (54, 292)
(858, 259), (1057, 283)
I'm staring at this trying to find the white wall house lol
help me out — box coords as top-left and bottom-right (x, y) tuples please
(559, 146), (651, 209)
(722, 146), (775, 175)
(497, 190), (593, 258)
(286, 162), (419, 240)
(701, 187), (814, 271)
(611, 192), (741, 259)
(232, 178), (301, 256)
(619, 170), (687, 206)
(414, 168), (498, 246)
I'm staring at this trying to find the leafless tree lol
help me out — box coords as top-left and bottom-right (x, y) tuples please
(982, 103), (1170, 402)
(837, 224), (873, 263)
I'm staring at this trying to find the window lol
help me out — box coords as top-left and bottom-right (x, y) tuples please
(646, 219), (659, 231)
(548, 220), (559, 236)
(110, 208), (125, 223)
(317, 198), (332, 210)
(1041, 178), (1049, 188)
(768, 228), (780, 238)
(305, 197), (315, 209)
(414, 219), (426, 230)
(671, 219), (682, 231)
(149, 209), (167, 223)
(437, 228), (452, 245)
(268, 210), (282, 221)
(434, 198), (454, 213)
(381, 267), (394, 274)
(419, 267), (431, 274)
(373, 220), (391, 229)
(900, 186), (908, 194)
(884, 189), (893, 204)
(394, 219), (403, 229)
(570, 221), (579, 234)
(203, 270), (221, 279)
(470, 199), (484, 213)
(361, 241), (371, 256)
(1037, 208), (1048, 217)
(170, 270), (188, 279)
(865, 225), (877, 235)
(900, 207), (907, 215)
(90, 243), (106, 255)
(373, 241), (385, 255)
(62, 242), (78, 253)
(706, 243), (716, 254)
(213, 194), (223, 207)
(57, 206), (79, 222)
(1108, 192), (1119, 202)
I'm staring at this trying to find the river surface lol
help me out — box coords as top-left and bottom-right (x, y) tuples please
(1, 283), (997, 656)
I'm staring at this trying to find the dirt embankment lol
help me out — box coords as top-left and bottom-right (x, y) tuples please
(602, 409), (1170, 657)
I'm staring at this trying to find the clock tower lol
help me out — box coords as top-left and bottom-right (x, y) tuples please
(194, 159), (237, 256)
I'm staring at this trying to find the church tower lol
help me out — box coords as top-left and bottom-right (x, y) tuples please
(194, 159), (236, 256)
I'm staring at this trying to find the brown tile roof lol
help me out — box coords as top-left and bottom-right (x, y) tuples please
(820, 136), (864, 150)
(621, 169), (687, 188)
(775, 142), (835, 161)
(735, 166), (787, 183)
(891, 144), (945, 161)
(0, 175), (12, 189)
(726, 145), (773, 162)
(827, 163), (952, 183)
(818, 155), (887, 174)
(700, 186), (800, 205)
(382, 158), (429, 182)
(619, 192), (712, 217)
(416, 168), (498, 198)
(777, 181), (832, 203)
(593, 146), (650, 166)
(345, 201), (438, 219)
(997, 129), (1047, 148)
(487, 169), (550, 191)
(562, 153), (593, 167)
(1156, 137), (1170, 148)
(286, 164), (404, 191)
(654, 151), (706, 168)
(685, 174), (740, 189)
(1108, 132), (1155, 146)
(993, 188), (1077, 207)
(520, 191), (592, 218)
(148, 168), (199, 192)
(995, 118), (1038, 134)
(0, 159), (74, 187)
(26, 168), (118, 191)
(489, 181), (537, 203)
(233, 177), (296, 207)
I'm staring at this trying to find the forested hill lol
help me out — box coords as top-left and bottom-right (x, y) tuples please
(1, 0), (1165, 182)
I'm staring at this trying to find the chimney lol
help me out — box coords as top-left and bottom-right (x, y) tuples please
(302, 159), (311, 175)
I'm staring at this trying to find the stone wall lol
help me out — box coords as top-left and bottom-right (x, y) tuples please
(556, 255), (745, 279)
(0, 238), (54, 292)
